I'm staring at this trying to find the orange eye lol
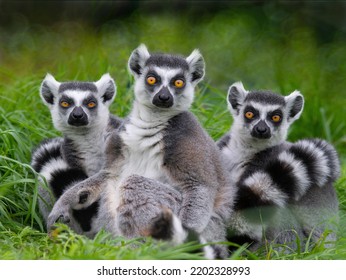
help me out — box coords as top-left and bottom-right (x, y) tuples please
(60, 101), (70, 108)
(272, 115), (281, 122)
(87, 102), (96, 108)
(146, 76), (157, 85)
(174, 79), (185, 88)
(245, 111), (254, 119)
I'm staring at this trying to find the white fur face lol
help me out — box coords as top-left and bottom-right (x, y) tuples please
(227, 82), (304, 150)
(40, 73), (116, 135)
(128, 44), (205, 113)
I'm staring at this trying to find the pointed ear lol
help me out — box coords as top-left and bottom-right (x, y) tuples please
(186, 49), (205, 85)
(227, 81), (248, 116)
(284, 90), (304, 123)
(40, 73), (61, 107)
(128, 44), (150, 78)
(95, 73), (116, 107)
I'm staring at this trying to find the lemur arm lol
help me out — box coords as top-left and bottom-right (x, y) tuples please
(46, 170), (112, 230)
(47, 131), (125, 231)
(177, 178), (217, 233)
(162, 112), (221, 233)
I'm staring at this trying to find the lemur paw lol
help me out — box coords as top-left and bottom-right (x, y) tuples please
(147, 208), (174, 240)
(72, 190), (93, 210)
(78, 191), (89, 204)
(206, 244), (229, 260)
(179, 207), (209, 234)
(47, 201), (71, 232)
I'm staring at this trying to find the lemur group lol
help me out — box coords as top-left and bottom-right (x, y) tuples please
(31, 44), (340, 259)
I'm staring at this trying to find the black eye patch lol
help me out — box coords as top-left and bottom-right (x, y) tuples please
(268, 109), (283, 125)
(145, 71), (161, 85)
(269, 109), (283, 117)
(170, 74), (186, 92)
(144, 71), (162, 93)
(170, 73), (185, 82)
(83, 96), (98, 106)
(59, 96), (74, 108)
(243, 105), (259, 122)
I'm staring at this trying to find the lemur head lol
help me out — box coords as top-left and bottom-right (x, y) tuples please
(40, 73), (116, 133)
(227, 82), (304, 149)
(128, 44), (205, 112)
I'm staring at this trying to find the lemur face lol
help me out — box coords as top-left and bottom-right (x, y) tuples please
(128, 44), (205, 111)
(227, 82), (304, 148)
(40, 74), (116, 133)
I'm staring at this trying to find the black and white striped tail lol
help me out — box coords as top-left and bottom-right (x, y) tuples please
(31, 138), (98, 232)
(147, 209), (226, 259)
(31, 138), (88, 198)
(235, 138), (340, 212)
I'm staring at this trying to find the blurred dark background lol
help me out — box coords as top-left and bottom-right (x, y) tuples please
(1, 0), (345, 155)
(1, 0), (346, 43)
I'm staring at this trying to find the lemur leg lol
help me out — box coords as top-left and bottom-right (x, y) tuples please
(47, 170), (112, 231)
(47, 131), (125, 231)
(178, 183), (217, 234)
(116, 175), (182, 240)
(198, 214), (229, 259)
(37, 181), (55, 223)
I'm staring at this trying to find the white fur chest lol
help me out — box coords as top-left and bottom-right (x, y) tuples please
(221, 136), (255, 182)
(69, 130), (106, 176)
(119, 120), (168, 183)
(82, 143), (105, 176)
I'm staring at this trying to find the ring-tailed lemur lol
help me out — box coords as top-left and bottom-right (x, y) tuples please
(218, 82), (340, 250)
(47, 45), (234, 259)
(31, 73), (122, 237)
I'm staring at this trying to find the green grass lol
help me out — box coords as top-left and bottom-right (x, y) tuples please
(1, 10), (346, 259)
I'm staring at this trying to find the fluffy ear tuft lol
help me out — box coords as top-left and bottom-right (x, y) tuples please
(40, 73), (61, 106)
(284, 90), (304, 123)
(128, 44), (150, 77)
(227, 81), (248, 116)
(95, 73), (116, 106)
(186, 49), (205, 85)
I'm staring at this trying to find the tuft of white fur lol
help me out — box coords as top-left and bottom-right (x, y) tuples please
(42, 73), (60, 94)
(284, 90), (304, 123)
(295, 140), (330, 187)
(94, 73), (117, 106)
(199, 237), (215, 259)
(227, 81), (248, 116)
(243, 171), (288, 207)
(171, 214), (188, 245)
(278, 151), (310, 200)
(229, 81), (247, 96)
(136, 44), (150, 60)
(31, 138), (63, 167)
(128, 44), (150, 77)
(40, 73), (61, 107)
(186, 49), (201, 65)
(186, 49), (205, 84)
(40, 158), (69, 183)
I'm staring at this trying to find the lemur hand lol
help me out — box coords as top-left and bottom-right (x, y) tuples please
(47, 196), (72, 231)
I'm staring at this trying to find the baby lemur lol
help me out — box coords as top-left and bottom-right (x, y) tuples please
(47, 45), (234, 259)
(218, 82), (340, 250)
(31, 73), (122, 236)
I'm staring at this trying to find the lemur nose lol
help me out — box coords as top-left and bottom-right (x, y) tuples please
(157, 86), (172, 102)
(158, 94), (170, 101)
(256, 126), (268, 134)
(71, 107), (84, 119)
